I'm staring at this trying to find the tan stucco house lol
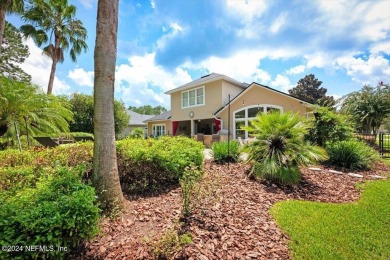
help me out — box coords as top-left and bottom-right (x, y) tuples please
(144, 73), (313, 145)
(120, 110), (154, 138)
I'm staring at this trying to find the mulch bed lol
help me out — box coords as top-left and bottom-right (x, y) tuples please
(75, 161), (390, 259)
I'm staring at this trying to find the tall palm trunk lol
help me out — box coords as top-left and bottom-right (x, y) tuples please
(47, 38), (59, 94)
(0, 4), (6, 55)
(92, 0), (124, 212)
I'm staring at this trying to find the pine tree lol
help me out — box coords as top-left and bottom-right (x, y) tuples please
(289, 74), (335, 107)
(0, 22), (31, 82)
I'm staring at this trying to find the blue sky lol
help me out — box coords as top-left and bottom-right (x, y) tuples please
(7, 0), (390, 109)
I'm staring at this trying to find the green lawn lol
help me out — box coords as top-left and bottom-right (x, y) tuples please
(271, 181), (390, 259)
(377, 134), (390, 149)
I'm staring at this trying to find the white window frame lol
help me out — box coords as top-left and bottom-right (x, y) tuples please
(181, 86), (205, 108)
(233, 104), (283, 139)
(152, 124), (166, 137)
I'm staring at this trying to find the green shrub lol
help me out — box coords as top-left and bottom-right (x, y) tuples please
(116, 136), (204, 193)
(180, 165), (202, 217)
(128, 128), (145, 139)
(326, 140), (380, 170)
(243, 112), (328, 185)
(49, 132), (94, 139)
(211, 140), (240, 163)
(0, 167), (50, 200)
(0, 166), (100, 259)
(152, 228), (192, 259)
(0, 142), (93, 169)
(307, 106), (354, 146)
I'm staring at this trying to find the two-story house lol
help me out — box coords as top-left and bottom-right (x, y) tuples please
(144, 73), (313, 146)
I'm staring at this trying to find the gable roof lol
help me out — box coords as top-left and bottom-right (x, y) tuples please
(127, 110), (154, 125)
(165, 73), (248, 94)
(143, 110), (171, 122)
(214, 82), (314, 115)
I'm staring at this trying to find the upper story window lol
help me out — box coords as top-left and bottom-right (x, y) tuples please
(182, 86), (205, 108)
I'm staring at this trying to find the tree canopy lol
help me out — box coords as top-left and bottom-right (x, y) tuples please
(68, 93), (129, 137)
(0, 0), (24, 55)
(340, 85), (390, 135)
(0, 22), (31, 82)
(21, 0), (87, 94)
(289, 74), (335, 107)
(128, 105), (167, 115)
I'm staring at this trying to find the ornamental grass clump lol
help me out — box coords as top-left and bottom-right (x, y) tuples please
(326, 140), (380, 170)
(243, 112), (327, 185)
(211, 140), (240, 163)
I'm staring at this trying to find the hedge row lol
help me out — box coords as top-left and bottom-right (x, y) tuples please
(116, 136), (204, 193)
(0, 136), (204, 258)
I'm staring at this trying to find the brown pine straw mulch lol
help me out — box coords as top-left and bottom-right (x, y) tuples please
(75, 161), (390, 259)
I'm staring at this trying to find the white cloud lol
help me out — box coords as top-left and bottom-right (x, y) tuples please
(370, 41), (390, 55)
(157, 22), (185, 49)
(270, 13), (287, 34)
(150, 0), (156, 9)
(115, 52), (192, 107)
(330, 94), (342, 101)
(20, 38), (71, 94)
(183, 50), (272, 84)
(68, 68), (94, 87)
(170, 22), (183, 32)
(286, 65), (306, 75)
(314, 0), (390, 42)
(335, 54), (390, 85)
(225, 0), (268, 23)
(270, 74), (295, 93)
(78, 0), (94, 9)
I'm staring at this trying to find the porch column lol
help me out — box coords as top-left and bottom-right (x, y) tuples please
(190, 119), (194, 137)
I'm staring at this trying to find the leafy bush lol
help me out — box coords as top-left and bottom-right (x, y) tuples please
(0, 166), (100, 259)
(180, 165), (202, 217)
(307, 106), (354, 146)
(50, 132), (94, 139)
(326, 140), (380, 170)
(116, 136), (204, 193)
(128, 127), (145, 139)
(243, 112), (328, 185)
(152, 228), (192, 259)
(0, 142), (93, 169)
(211, 140), (240, 163)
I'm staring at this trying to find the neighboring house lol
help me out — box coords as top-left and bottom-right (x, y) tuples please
(120, 110), (154, 138)
(145, 73), (314, 144)
(143, 110), (172, 137)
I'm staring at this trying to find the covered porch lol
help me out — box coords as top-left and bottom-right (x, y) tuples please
(172, 118), (228, 147)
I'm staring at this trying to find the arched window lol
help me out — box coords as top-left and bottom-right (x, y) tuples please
(233, 105), (283, 139)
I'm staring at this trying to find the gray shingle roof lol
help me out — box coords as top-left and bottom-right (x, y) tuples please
(143, 110), (171, 122)
(165, 73), (247, 94)
(127, 110), (154, 125)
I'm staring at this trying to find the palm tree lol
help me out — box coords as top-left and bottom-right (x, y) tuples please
(21, 0), (87, 94)
(92, 0), (124, 212)
(0, 0), (24, 55)
(340, 85), (390, 135)
(243, 112), (327, 184)
(0, 76), (72, 150)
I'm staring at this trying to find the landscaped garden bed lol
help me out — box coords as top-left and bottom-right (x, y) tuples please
(72, 160), (390, 259)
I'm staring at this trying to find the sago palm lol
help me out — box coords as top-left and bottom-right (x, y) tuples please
(0, 76), (72, 150)
(243, 111), (327, 184)
(21, 0), (87, 94)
